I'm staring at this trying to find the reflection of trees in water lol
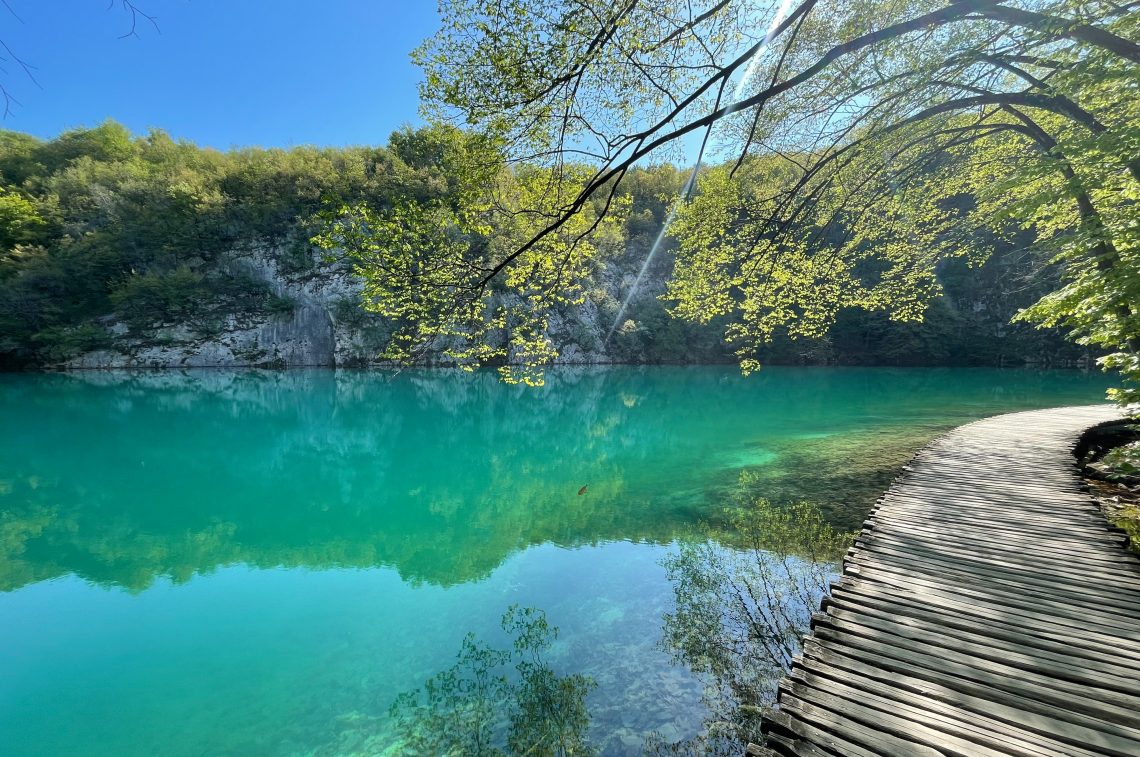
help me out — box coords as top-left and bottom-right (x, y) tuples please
(653, 497), (853, 754)
(319, 606), (595, 756)
(0, 366), (1105, 591)
(299, 500), (842, 757)
(0, 368), (690, 591)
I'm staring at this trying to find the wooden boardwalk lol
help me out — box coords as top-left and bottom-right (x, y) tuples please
(758, 405), (1140, 757)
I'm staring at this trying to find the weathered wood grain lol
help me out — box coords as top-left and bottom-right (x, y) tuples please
(762, 405), (1140, 756)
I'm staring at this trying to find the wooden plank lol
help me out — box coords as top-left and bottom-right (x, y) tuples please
(800, 641), (1140, 756)
(874, 496), (1115, 530)
(746, 742), (781, 757)
(821, 603), (1140, 686)
(788, 666), (1093, 757)
(756, 734), (828, 757)
(851, 533), (1140, 592)
(763, 406), (1140, 757)
(860, 514), (1138, 565)
(853, 545), (1140, 614)
(852, 532), (1140, 590)
(849, 539), (1140, 609)
(762, 707), (887, 757)
(813, 609), (1140, 699)
(830, 579), (1140, 666)
(884, 485), (1099, 507)
(825, 590), (1140, 677)
(806, 629), (1140, 733)
(866, 507), (1123, 543)
(810, 624), (1140, 729)
(844, 561), (1140, 641)
(890, 483), (1097, 505)
(781, 677), (1025, 756)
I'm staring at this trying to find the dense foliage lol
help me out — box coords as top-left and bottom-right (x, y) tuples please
(400, 0), (1139, 394)
(315, 129), (630, 384)
(0, 121), (487, 366)
(0, 121), (1085, 371)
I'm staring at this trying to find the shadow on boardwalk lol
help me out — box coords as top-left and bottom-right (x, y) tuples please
(756, 405), (1140, 757)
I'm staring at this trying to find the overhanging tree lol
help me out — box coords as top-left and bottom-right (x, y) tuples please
(326, 0), (1139, 396)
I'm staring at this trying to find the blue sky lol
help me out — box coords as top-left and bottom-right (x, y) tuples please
(1, 0), (439, 148)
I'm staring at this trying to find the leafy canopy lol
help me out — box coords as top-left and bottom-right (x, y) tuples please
(314, 126), (629, 385)
(387, 0), (1140, 394)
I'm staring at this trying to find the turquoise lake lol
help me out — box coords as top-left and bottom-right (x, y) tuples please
(0, 366), (1114, 755)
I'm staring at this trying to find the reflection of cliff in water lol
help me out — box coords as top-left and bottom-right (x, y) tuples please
(2, 368), (699, 592)
(0, 366), (1111, 591)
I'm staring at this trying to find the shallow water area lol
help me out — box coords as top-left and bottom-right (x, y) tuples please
(0, 365), (1114, 755)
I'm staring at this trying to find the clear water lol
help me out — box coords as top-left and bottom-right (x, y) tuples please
(0, 366), (1113, 755)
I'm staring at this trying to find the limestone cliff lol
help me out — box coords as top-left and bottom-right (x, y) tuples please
(59, 244), (648, 369)
(55, 240), (1087, 370)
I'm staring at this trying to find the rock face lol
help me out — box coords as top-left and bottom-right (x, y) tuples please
(64, 246), (354, 369)
(53, 238), (1084, 371)
(58, 244), (639, 370)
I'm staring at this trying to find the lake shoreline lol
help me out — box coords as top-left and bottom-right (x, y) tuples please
(4, 358), (1104, 375)
(1, 366), (1117, 756)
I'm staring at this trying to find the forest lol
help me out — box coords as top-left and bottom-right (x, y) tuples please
(0, 121), (1086, 371)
